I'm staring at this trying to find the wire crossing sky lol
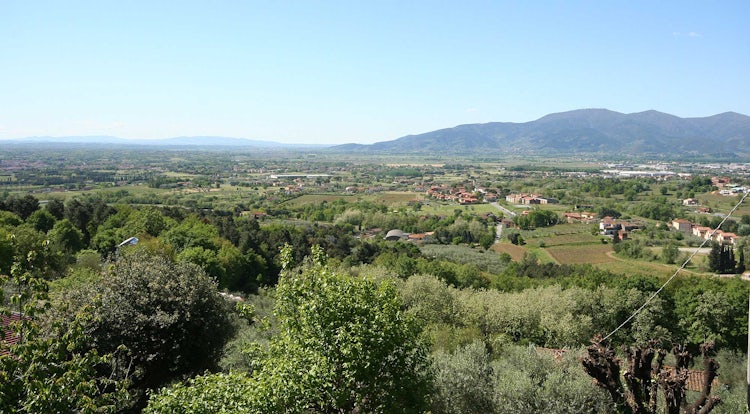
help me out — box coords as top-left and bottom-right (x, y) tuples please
(601, 191), (750, 343)
(1, 1), (748, 144)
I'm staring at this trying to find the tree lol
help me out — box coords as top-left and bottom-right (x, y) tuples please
(661, 243), (679, 264)
(45, 198), (65, 220)
(148, 246), (433, 413)
(26, 209), (57, 233)
(2, 194), (39, 220)
(48, 218), (85, 254)
(431, 341), (495, 414)
(144, 372), (256, 414)
(252, 245), (431, 413)
(0, 251), (129, 413)
(708, 242), (735, 273)
(582, 339), (720, 414)
(84, 250), (236, 409)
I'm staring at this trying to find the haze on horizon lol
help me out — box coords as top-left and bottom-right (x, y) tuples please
(1, 1), (748, 146)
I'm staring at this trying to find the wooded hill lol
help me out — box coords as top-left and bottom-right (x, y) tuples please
(334, 109), (750, 156)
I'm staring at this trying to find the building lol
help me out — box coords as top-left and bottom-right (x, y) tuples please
(672, 219), (692, 234)
(384, 229), (408, 241)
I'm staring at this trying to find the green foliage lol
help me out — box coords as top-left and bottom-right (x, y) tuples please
(493, 346), (614, 413)
(48, 218), (85, 253)
(513, 209), (560, 230)
(431, 341), (495, 414)
(1, 194), (40, 220)
(708, 242), (736, 273)
(661, 242), (679, 264)
(84, 251), (236, 407)
(148, 249), (432, 413)
(420, 244), (510, 275)
(26, 209), (57, 233)
(0, 211), (22, 227)
(251, 254), (432, 413)
(161, 216), (220, 251)
(613, 239), (650, 259)
(673, 277), (749, 350)
(144, 372), (256, 414)
(630, 198), (677, 221)
(0, 252), (129, 413)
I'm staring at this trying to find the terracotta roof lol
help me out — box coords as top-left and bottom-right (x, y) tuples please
(1, 312), (24, 356)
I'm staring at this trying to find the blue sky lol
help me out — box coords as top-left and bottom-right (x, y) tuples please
(1, 1), (748, 144)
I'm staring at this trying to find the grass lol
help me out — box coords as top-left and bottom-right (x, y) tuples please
(282, 194), (357, 206)
(490, 242), (527, 261)
(420, 202), (499, 216)
(378, 192), (422, 204)
(545, 244), (614, 265)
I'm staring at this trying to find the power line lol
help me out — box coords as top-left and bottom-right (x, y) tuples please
(601, 191), (749, 343)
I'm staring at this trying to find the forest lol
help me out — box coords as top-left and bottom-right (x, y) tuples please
(2, 148), (750, 413)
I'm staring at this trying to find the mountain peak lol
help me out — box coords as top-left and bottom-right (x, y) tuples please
(331, 108), (750, 156)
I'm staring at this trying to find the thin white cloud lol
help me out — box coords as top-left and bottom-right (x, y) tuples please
(466, 108), (479, 113)
(688, 31), (702, 37)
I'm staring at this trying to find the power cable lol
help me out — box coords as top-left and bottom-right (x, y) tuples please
(601, 190), (749, 343)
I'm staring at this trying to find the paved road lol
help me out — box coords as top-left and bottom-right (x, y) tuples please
(490, 202), (516, 217)
(490, 202), (515, 242)
(678, 247), (711, 254)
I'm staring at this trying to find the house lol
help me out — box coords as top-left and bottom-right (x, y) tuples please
(716, 231), (739, 245)
(672, 219), (692, 234)
(563, 211), (597, 223)
(711, 176), (731, 188)
(600, 217), (642, 237)
(692, 226), (712, 239)
(682, 198), (699, 206)
(599, 216), (620, 232)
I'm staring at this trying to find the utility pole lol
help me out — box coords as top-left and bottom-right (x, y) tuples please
(747, 291), (750, 413)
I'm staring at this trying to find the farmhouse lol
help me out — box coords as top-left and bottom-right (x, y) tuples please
(672, 219), (692, 234)
(505, 193), (559, 205)
(563, 211), (598, 224)
(682, 198), (699, 206)
(599, 217), (642, 237)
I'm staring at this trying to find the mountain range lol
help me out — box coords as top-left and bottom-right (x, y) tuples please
(4, 109), (750, 157)
(3, 135), (325, 149)
(334, 109), (750, 156)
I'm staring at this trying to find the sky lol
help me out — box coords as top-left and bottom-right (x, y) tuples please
(1, 1), (748, 145)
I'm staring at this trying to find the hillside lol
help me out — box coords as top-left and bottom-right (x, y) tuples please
(333, 109), (750, 156)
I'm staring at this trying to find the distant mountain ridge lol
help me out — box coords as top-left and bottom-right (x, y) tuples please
(3, 135), (327, 149)
(333, 109), (750, 156)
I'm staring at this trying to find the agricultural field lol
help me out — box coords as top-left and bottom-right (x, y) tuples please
(545, 243), (614, 265)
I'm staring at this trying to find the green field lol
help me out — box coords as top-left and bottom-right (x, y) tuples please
(545, 244), (614, 264)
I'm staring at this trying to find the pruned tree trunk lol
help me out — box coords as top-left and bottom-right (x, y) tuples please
(581, 337), (721, 414)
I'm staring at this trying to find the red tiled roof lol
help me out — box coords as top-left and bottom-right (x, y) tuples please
(1, 312), (24, 356)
